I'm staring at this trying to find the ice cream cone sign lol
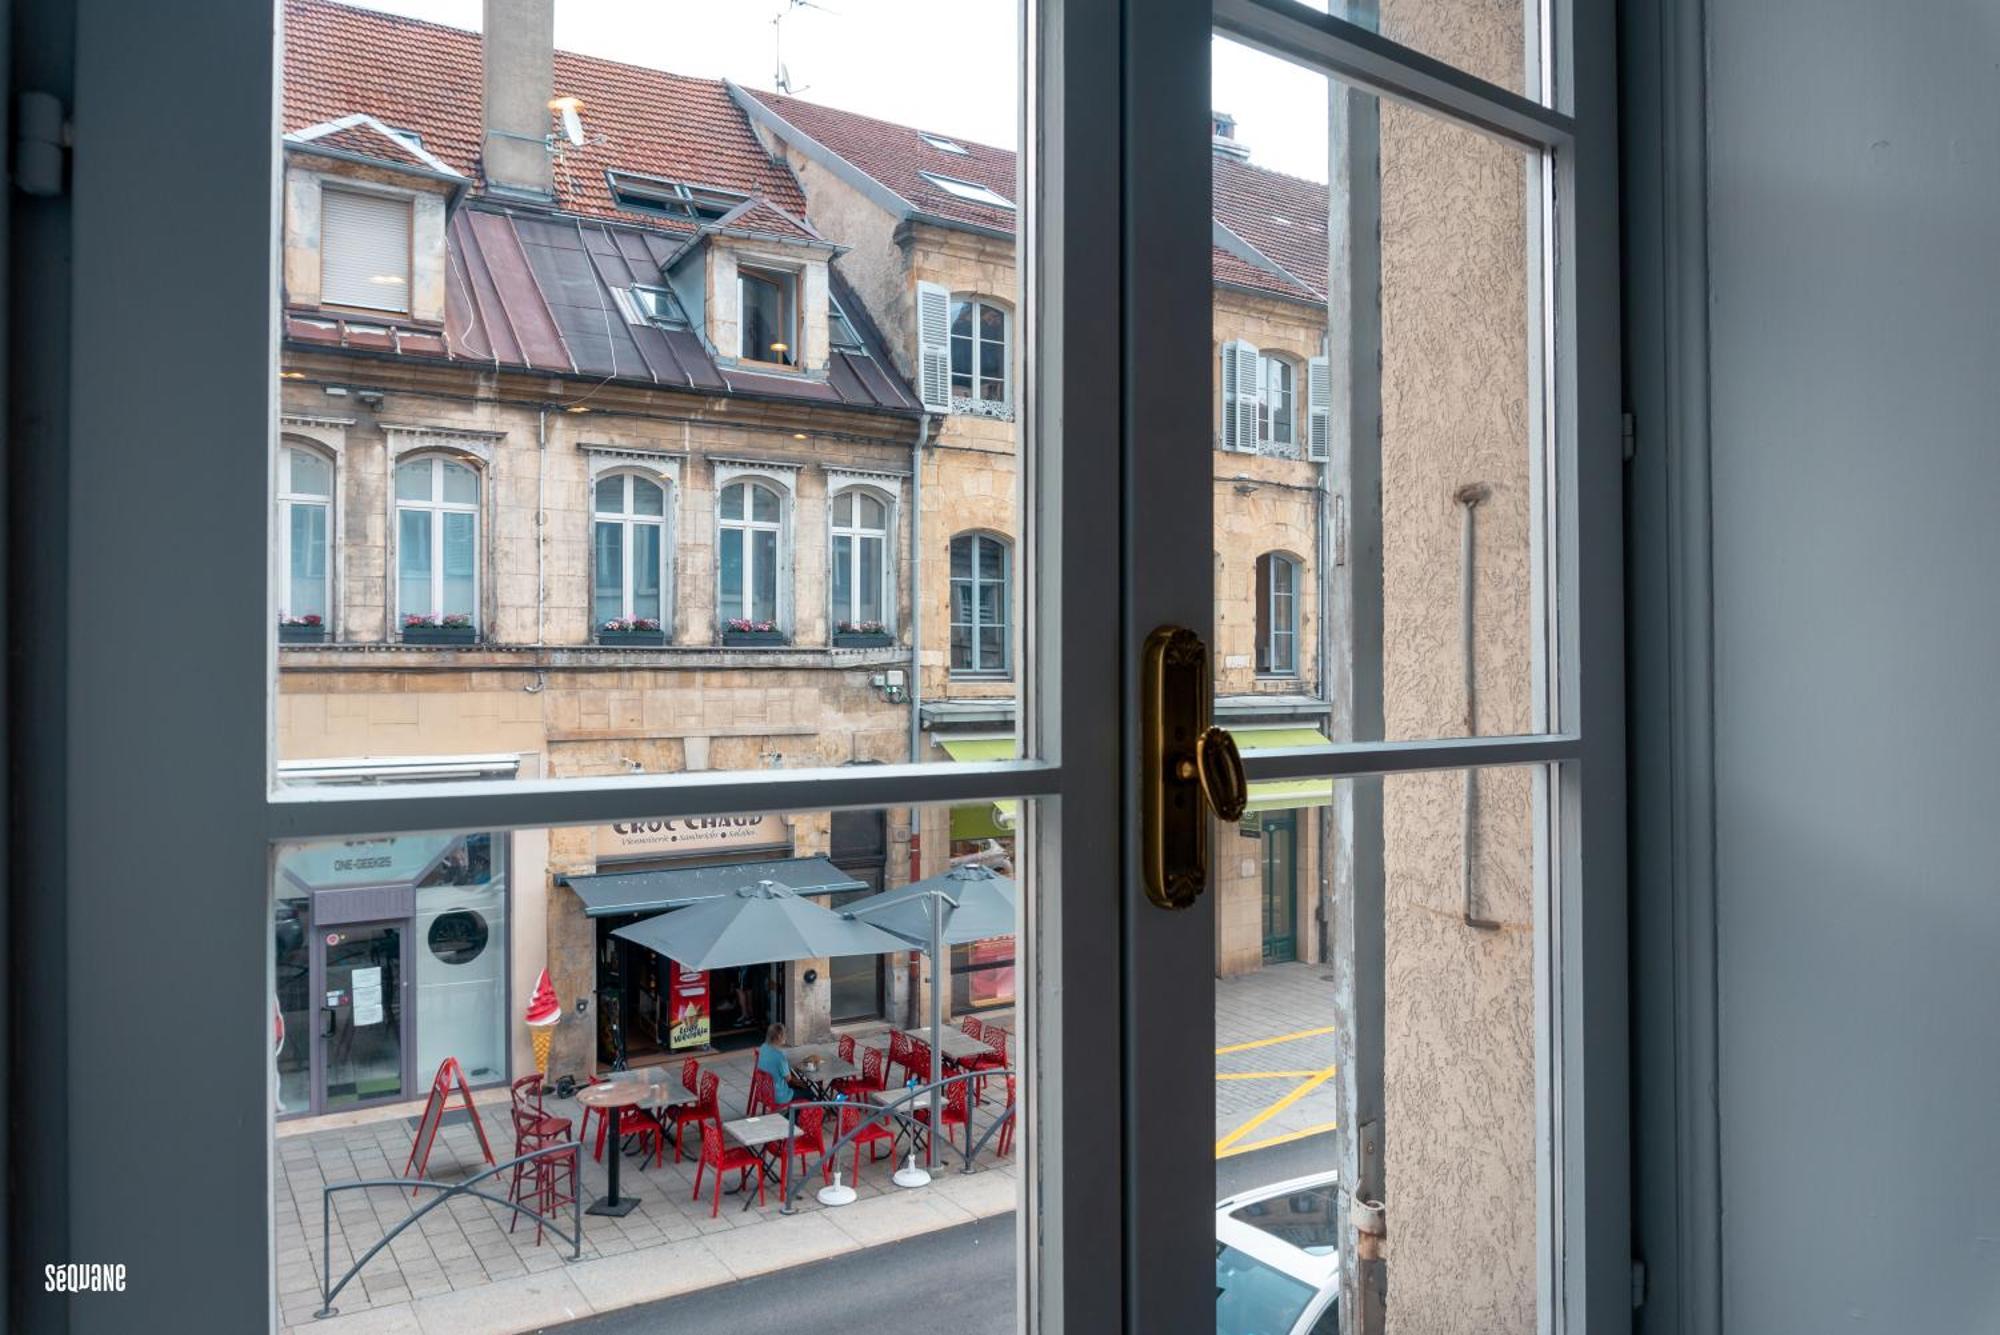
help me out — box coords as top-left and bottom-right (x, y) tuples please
(525, 967), (561, 1076)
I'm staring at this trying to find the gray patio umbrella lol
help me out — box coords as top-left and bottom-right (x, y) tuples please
(610, 880), (910, 971)
(842, 864), (1017, 1165)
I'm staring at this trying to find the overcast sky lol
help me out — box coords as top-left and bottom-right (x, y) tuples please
(329, 1), (1330, 182)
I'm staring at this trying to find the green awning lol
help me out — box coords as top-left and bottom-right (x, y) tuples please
(937, 737), (1020, 842)
(1237, 725), (1335, 812)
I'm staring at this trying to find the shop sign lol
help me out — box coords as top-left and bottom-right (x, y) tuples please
(596, 813), (788, 861)
(667, 959), (710, 1050)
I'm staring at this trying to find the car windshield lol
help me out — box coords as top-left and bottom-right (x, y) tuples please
(1216, 1241), (1316, 1335)
(1228, 1185), (1341, 1256)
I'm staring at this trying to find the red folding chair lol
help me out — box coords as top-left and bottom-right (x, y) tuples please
(692, 1120), (765, 1218)
(837, 1101), (897, 1181)
(667, 1070), (720, 1164)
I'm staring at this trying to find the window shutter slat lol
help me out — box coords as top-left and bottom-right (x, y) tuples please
(915, 280), (953, 413)
(1221, 343), (1240, 452)
(1232, 342), (1262, 453)
(1307, 355), (1332, 461)
(321, 188), (412, 313)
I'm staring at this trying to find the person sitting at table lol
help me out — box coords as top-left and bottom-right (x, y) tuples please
(756, 1022), (809, 1107)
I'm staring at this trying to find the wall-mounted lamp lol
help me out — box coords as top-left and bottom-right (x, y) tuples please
(870, 668), (908, 705)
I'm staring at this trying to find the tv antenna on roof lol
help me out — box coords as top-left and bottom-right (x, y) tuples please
(773, 0), (838, 95)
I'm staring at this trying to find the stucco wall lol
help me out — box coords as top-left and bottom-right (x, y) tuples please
(1375, 0), (1539, 1324)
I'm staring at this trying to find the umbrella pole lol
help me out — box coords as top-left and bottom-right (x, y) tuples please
(929, 889), (943, 1169)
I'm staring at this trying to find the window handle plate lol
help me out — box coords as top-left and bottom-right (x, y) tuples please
(1142, 625), (1247, 909)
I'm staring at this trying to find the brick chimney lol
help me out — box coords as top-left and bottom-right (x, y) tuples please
(482, 0), (554, 200)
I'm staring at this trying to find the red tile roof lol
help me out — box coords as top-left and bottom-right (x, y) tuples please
(1211, 154), (1328, 300)
(290, 116), (459, 176)
(283, 0), (805, 229)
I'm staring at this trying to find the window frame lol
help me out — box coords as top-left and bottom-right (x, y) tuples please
(829, 486), (894, 634)
(716, 476), (790, 631)
(949, 294), (1014, 407)
(949, 530), (1013, 677)
(277, 441), (335, 630)
(591, 469), (673, 632)
(738, 264), (799, 367)
(392, 452), (482, 631)
(1257, 352), (1296, 447)
(1254, 551), (1300, 677)
(317, 182), (414, 316)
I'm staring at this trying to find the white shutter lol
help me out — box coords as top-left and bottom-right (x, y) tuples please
(321, 188), (412, 313)
(1306, 355), (1332, 461)
(1230, 342), (1262, 453)
(1220, 343), (1240, 451)
(915, 280), (953, 413)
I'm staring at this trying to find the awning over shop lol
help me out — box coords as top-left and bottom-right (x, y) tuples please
(1237, 725), (1336, 813)
(560, 856), (866, 918)
(936, 736), (1020, 842)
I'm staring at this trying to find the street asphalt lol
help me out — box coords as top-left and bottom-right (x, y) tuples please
(537, 1131), (1336, 1335)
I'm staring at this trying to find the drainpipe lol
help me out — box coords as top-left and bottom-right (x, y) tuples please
(908, 412), (930, 764)
(536, 407), (549, 645)
(1455, 483), (1500, 930)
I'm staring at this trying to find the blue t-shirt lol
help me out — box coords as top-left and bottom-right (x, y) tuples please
(755, 1044), (795, 1102)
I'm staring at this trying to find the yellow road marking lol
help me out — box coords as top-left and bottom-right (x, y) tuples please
(1215, 1070), (1326, 1081)
(1216, 1121), (1339, 1160)
(1215, 1065), (1338, 1155)
(1214, 1025), (1336, 1056)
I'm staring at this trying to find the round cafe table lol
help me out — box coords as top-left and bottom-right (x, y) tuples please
(575, 1077), (670, 1217)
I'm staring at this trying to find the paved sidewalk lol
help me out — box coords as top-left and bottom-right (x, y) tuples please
(1214, 962), (1340, 1161)
(277, 1028), (1016, 1335)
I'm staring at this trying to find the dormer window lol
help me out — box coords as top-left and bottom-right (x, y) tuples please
(739, 266), (797, 366)
(607, 171), (749, 222)
(918, 172), (1014, 210)
(320, 187), (412, 314)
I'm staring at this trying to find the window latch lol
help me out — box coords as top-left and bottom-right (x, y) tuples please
(1141, 625), (1247, 910)
(15, 91), (70, 197)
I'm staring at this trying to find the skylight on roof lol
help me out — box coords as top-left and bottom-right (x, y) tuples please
(828, 295), (866, 353)
(918, 172), (1014, 210)
(919, 132), (969, 155)
(606, 171), (749, 222)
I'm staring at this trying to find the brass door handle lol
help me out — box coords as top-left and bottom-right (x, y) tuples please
(1142, 626), (1247, 909)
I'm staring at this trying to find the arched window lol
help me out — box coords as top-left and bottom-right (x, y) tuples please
(278, 444), (333, 628)
(1259, 354), (1296, 447)
(1255, 553), (1300, 676)
(831, 489), (891, 632)
(950, 532), (1011, 674)
(950, 296), (1011, 405)
(394, 454), (480, 629)
(592, 472), (669, 631)
(718, 480), (784, 628)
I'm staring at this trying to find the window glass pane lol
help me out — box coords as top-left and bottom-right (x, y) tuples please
(595, 475), (625, 513)
(750, 483), (780, 524)
(594, 520), (625, 624)
(856, 493), (885, 529)
(719, 483), (744, 522)
(752, 529), (779, 623)
(288, 447), (332, 497)
(741, 271), (789, 362)
(832, 491), (853, 526)
(442, 511), (476, 620)
(632, 522), (663, 622)
(978, 626), (1004, 670)
(632, 477), (664, 517)
(949, 537), (972, 579)
(1209, 43), (1548, 741)
(288, 502), (328, 619)
(858, 535), (883, 625)
(977, 537), (1004, 581)
(397, 508), (431, 616)
(394, 458), (431, 502)
(718, 526), (743, 616)
(831, 533), (853, 622)
(441, 461), (478, 506)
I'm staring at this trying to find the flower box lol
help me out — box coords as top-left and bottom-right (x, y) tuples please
(402, 625), (478, 646)
(721, 628), (789, 647)
(597, 629), (666, 647)
(278, 624), (327, 645)
(832, 631), (895, 649)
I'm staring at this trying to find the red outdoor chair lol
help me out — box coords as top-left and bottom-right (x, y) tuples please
(836, 1033), (856, 1065)
(582, 1076), (669, 1167)
(912, 1077), (971, 1156)
(692, 1120), (765, 1218)
(780, 1104), (830, 1194)
(959, 1022), (1007, 1102)
(887, 1030), (913, 1085)
(507, 1106), (577, 1245)
(837, 1102), (897, 1181)
(960, 1016), (985, 1042)
(747, 1067), (778, 1116)
(513, 1072), (572, 1139)
(834, 1046), (887, 1098)
(997, 1074), (1017, 1157)
(667, 1070), (720, 1164)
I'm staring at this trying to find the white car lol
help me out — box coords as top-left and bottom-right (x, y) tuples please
(1215, 1172), (1341, 1335)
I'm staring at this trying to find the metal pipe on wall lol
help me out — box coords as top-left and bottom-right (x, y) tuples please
(1455, 482), (1499, 931)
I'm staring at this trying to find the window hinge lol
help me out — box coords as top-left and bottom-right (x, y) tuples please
(15, 91), (71, 198)
(1631, 1258), (1647, 1309)
(1621, 410), (1637, 463)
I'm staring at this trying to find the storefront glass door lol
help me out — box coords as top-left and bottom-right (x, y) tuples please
(319, 922), (408, 1110)
(1259, 812), (1298, 964)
